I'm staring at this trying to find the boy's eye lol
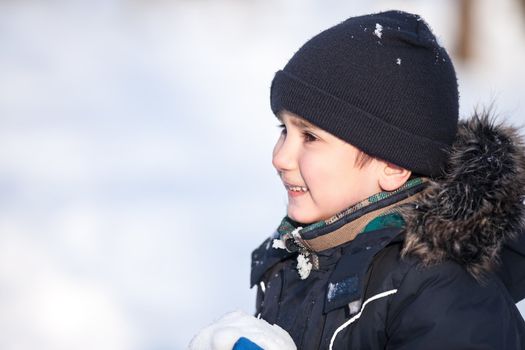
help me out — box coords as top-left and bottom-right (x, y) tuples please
(302, 131), (318, 142)
(276, 124), (317, 142)
(277, 123), (287, 135)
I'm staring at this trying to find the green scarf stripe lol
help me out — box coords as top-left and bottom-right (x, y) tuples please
(361, 212), (405, 233)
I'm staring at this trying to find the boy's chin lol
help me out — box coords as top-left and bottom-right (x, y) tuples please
(287, 210), (322, 225)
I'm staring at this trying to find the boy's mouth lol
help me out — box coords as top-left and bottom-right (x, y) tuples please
(284, 182), (309, 193)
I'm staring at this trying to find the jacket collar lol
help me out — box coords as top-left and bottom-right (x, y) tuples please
(401, 113), (525, 283)
(250, 178), (427, 287)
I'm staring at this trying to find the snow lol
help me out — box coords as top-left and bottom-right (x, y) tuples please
(327, 282), (338, 301)
(272, 239), (286, 250)
(188, 311), (296, 350)
(374, 23), (383, 38)
(327, 276), (358, 302)
(291, 226), (303, 238)
(296, 253), (313, 280)
(348, 300), (362, 315)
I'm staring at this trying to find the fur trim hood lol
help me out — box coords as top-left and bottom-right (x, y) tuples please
(402, 111), (525, 281)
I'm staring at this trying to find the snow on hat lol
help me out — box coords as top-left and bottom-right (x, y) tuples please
(270, 10), (459, 177)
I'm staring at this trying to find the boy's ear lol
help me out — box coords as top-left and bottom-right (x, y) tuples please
(378, 161), (412, 192)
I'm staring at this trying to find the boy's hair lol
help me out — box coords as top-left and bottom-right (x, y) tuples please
(354, 150), (422, 181)
(355, 150), (374, 168)
(270, 10), (459, 178)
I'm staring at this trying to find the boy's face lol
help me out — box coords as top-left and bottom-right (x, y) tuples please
(272, 110), (382, 224)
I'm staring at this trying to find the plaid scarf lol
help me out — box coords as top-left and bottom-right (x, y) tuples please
(271, 178), (428, 279)
(275, 177), (428, 254)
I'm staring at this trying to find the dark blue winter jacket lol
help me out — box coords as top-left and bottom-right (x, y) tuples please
(251, 116), (525, 349)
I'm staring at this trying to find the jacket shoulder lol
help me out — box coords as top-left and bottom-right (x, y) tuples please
(385, 258), (525, 349)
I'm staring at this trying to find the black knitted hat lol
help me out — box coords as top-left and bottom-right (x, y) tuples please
(270, 10), (459, 177)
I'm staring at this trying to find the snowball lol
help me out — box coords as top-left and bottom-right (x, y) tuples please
(374, 23), (383, 38)
(396, 58), (402, 65)
(188, 311), (296, 350)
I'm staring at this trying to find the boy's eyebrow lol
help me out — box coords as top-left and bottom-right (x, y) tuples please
(292, 118), (316, 129)
(277, 112), (317, 129)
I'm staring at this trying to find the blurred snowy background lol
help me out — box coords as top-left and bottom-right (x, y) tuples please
(1, 0), (524, 349)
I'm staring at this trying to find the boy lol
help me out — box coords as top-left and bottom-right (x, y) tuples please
(249, 10), (525, 350)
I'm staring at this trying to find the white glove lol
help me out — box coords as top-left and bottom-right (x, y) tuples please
(188, 310), (297, 350)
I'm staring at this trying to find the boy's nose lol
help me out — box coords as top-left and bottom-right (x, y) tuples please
(272, 137), (297, 173)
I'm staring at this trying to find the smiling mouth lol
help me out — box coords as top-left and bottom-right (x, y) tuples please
(284, 183), (309, 192)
